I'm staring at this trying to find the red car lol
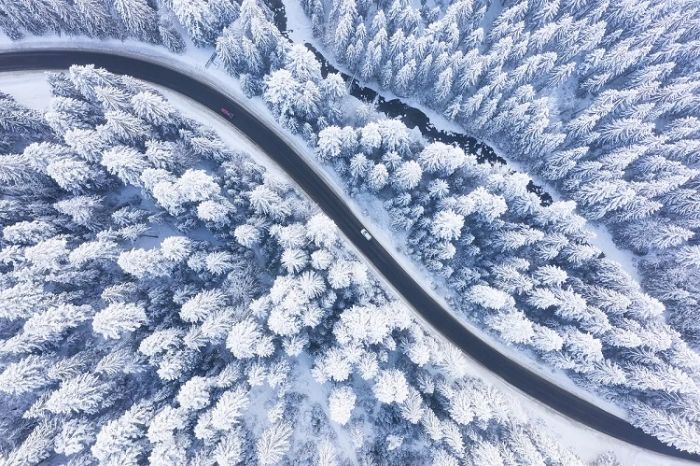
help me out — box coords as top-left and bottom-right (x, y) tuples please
(220, 107), (233, 118)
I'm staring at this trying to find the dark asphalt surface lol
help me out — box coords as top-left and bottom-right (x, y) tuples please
(1, 50), (697, 462)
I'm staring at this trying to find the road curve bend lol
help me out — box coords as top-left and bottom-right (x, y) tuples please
(1, 49), (697, 462)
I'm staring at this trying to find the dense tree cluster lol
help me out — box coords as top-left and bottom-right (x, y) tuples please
(307, 0), (700, 344)
(314, 115), (700, 452)
(0, 0), (186, 52)
(4, 0), (700, 457)
(213, 0), (348, 136)
(0, 67), (585, 465)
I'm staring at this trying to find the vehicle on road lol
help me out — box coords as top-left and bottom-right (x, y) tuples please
(221, 107), (233, 118)
(361, 228), (372, 240)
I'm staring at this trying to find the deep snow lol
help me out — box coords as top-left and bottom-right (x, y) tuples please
(0, 37), (684, 464)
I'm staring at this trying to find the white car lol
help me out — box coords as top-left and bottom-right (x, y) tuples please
(360, 228), (373, 241)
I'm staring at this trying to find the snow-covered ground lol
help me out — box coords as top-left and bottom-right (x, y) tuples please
(0, 70), (52, 109)
(0, 44), (687, 465)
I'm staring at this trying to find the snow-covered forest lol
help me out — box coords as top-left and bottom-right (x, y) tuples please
(0, 66), (591, 465)
(303, 0), (700, 347)
(313, 115), (700, 453)
(2, 0), (700, 461)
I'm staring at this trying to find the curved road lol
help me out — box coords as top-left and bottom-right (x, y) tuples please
(1, 50), (697, 462)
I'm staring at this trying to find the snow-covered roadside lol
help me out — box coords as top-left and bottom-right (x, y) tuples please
(0, 37), (363, 224)
(156, 87), (286, 181)
(0, 66), (288, 196)
(0, 70), (52, 109)
(0, 33), (277, 139)
(0, 45), (685, 465)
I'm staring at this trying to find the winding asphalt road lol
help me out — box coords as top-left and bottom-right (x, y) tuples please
(1, 49), (697, 462)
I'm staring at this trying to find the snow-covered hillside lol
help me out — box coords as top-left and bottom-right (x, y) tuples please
(2, 0), (700, 461)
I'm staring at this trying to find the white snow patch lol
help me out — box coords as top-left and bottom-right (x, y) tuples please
(291, 355), (358, 463)
(0, 71), (52, 109)
(587, 222), (641, 282)
(283, 0), (314, 44)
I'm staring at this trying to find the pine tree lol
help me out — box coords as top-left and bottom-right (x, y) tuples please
(373, 369), (409, 404)
(216, 0), (284, 81)
(45, 373), (111, 415)
(131, 91), (177, 127)
(328, 385), (356, 425)
(211, 387), (250, 432)
(180, 289), (227, 323)
(171, 0), (228, 46)
(0, 355), (53, 395)
(93, 302), (147, 339)
(101, 145), (150, 185)
(112, 0), (159, 41)
(393, 160), (423, 190)
(158, 17), (186, 53)
(431, 210), (464, 241)
(213, 430), (244, 465)
(257, 422), (292, 465)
